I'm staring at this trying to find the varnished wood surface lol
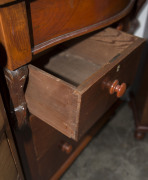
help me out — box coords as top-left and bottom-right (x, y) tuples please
(0, 93), (24, 180)
(130, 46), (148, 139)
(78, 50), (141, 139)
(30, 115), (77, 161)
(0, 0), (135, 69)
(0, 102), (5, 136)
(0, 134), (18, 180)
(30, 0), (135, 54)
(4, 66), (28, 129)
(28, 101), (121, 180)
(0, 66), (38, 180)
(30, 115), (78, 179)
(26, 64), (78, 138)
(0, 2), (32, 70)
(135, 58), (148, 126)
(0, 1), (145, 179)
(0, 0), (15, 6)
(25, 28), (145, 140)
(51, 100), (122, 180)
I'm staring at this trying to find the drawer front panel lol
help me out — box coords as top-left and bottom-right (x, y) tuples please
(25, 28), (145, 140)
(78, 48), (142, 138)
(30, 115), (77, 179)
(30, 0), (134, 52)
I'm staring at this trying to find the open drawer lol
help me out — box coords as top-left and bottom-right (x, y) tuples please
(25, 28), (144, 140)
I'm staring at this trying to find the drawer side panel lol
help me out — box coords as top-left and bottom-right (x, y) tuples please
(25, 65), (79, 139)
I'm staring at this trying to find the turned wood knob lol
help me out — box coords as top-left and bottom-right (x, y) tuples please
(109, 80), (126, 98)
(135, 131), (145, 140)
(61, 142), (73, 154)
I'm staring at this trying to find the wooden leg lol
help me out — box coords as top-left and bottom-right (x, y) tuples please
(4, 66), (41, 180)
(129, 96), (148, 140)
(130, 44), (148, 140)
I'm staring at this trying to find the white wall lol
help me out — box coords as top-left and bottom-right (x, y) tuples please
(134, 0), (148, 38)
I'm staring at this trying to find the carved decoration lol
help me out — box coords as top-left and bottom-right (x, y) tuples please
(4, 66), (28, 129)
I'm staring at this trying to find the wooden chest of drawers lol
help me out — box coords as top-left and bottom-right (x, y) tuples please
(0, 0), (146, 179)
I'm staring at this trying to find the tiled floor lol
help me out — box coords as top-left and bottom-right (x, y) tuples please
(61, 103), (148, 180)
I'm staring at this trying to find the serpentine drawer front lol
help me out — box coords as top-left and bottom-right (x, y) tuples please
(25, 28), (144, 140)
(30, 0), (135, 53)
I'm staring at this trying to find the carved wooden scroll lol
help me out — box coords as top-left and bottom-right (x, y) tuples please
(4, 66), (28, 129)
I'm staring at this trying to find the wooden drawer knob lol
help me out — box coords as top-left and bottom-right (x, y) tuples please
(109, 80), (126, 98)
(61, 142), (73, 154)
